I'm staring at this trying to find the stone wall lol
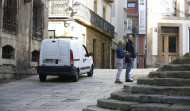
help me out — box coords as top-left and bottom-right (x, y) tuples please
(0, 0), (49, 83)
(86, 28), (111, 69)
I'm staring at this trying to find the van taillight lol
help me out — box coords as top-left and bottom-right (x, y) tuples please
(70, 49), (74, 66)
(38, 51), (40, 65)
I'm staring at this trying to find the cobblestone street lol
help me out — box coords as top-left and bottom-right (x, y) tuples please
(0, 68), (157, 111)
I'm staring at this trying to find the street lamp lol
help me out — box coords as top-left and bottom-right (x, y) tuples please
(64, 2), (80, 27)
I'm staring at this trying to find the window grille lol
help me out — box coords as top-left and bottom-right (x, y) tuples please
(31, 50), (39, 62)
(3, 0), (18, 34)
(33, 0), (44, 39)
(2, 45), (14, 59)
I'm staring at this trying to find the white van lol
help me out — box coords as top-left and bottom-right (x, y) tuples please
(37, 39), (93, 82)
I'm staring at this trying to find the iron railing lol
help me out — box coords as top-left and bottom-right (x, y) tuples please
(74, 3), (114, 37)
(48, 1), (114, 37)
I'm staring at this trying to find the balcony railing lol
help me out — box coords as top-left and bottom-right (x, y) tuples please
(74, 3), (114, 37)
(48, 1), (114, 37)
(49, 0), (69, 17)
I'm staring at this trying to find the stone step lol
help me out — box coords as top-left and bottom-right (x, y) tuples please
(157, 64), (190, 71)
(171, 57), (190, 64)
(97, 98), (139, 111)
(184, 53), (190, 57)
(83, 105), (125, 111)
(137, 78), (190, 86)
(124, 85), (190, 96)
(148, 71), (190, 79)
(131, 104), (190, 111)
(111, 91), (190, 105)
(97, 98), (190, 111)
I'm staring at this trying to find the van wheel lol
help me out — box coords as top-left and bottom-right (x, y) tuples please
(87, 66), (93, 77)
(39, 74), (46, 82)
(73, 71), (79, 82)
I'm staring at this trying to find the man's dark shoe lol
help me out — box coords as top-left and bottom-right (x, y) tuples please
(125, 79), (133, 82)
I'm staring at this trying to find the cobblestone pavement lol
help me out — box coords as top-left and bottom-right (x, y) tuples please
(0, 68), (157, 111)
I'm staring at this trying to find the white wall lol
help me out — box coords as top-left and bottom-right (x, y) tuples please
(148, 0), (190, 56)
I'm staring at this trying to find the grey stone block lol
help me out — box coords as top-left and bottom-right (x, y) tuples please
(97, 98), (139, 110)
(124, 85), (190, 96)
(148, 71), (190, 79)
(171, 57), (190, 64)
(83, 105), (124, 111)
(137, 78), (190, 86)
(158, 64), (190, 71)
(130, 103), (169, 111)
(167, 104), (190, 111)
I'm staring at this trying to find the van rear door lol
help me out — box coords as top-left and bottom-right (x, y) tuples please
(40, 40), (59, 66)
(58, 40), (70, 66)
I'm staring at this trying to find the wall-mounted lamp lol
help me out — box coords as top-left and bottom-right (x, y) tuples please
(64, 2), (81, 27)
(24, 0), (33, 4)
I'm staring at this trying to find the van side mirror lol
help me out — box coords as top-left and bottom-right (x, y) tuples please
(88, 52), (93, 56)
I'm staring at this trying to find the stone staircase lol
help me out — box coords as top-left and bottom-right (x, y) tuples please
(83, 53), (190, 111)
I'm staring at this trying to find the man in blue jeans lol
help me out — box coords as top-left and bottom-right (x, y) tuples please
(125, 35), (136, 82)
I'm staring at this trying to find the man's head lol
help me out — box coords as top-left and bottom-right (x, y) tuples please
(128, 35), (133, 41)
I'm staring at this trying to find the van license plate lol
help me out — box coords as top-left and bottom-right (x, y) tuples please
(44, 59), (55, 64)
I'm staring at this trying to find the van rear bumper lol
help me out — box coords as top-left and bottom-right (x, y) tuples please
(37, 66), (77, 76)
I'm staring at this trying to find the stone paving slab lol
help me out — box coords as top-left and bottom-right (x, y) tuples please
(0, 68), (156, 111)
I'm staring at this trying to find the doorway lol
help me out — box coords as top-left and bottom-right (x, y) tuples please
(161, 34), (179, 64)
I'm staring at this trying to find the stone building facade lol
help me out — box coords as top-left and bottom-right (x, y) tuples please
(0, 0), (49, 82)
(147, 0), (190, 67)
(48, 0), (114, 69)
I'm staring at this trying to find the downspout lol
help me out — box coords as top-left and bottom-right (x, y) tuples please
(28, 2), (33, 69)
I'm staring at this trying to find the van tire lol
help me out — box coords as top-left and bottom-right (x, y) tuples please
(73, 71), (79, 82)
(39, 74), (46, 82)
(87, 66), (93, 77)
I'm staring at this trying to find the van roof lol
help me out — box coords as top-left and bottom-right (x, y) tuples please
(43, 39), (82, 44)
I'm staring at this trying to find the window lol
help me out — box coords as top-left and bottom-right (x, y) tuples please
(103, 6), (106, 19)
(94, 0), (97, 14)
(33, 0), (44, 39)
(128, 1), (136, 8)
(188, 0), (190, 16)
(140, 0), (144, 5)
(140, 11), (145, 30)
(101, 43), (104, 68)
(169, 37), (176, 53)
(189, 29), (190, 52)
(3, 0), (18, 34)
(31, 50), (39, 62)
(93, 39), (96, 64)
(2, 45), (14, 59)
(161, 0), (176, 16)
(126, 18), (132, 30)
(162, 36), (164, 52)
(48, 30), (55, 39)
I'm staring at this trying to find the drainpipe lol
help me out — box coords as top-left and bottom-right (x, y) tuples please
(28, 2), (33, 69)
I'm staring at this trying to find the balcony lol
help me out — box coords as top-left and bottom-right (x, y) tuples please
(48, 1), (114, 38)
(104, 0), (114, 3)
(49, 0), (69, 18)
(74, 3), (114, 38)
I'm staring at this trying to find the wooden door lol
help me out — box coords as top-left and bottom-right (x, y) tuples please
(161, 34), (179, 64)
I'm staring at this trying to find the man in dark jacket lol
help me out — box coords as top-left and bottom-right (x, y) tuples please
(125, 35), (136, 82)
